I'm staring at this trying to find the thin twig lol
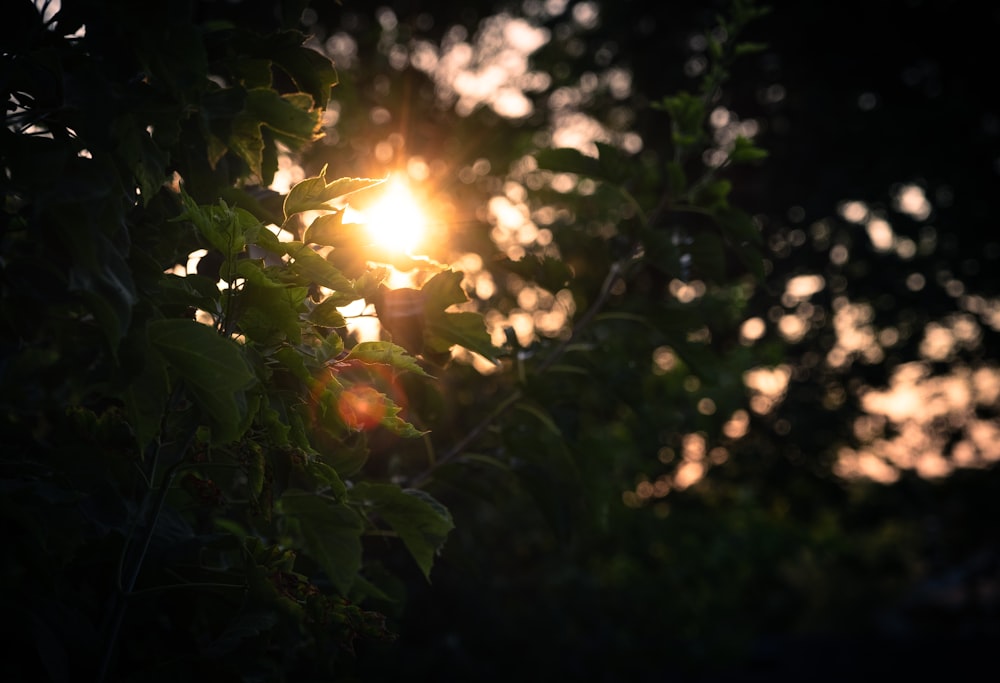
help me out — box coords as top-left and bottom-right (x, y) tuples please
(411, 388), (523, 487)
(127, 581), (246, 598)
(97, 426), (197, 683)
(410, 249), (637, 488)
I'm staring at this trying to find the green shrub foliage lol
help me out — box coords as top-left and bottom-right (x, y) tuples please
(1, 0), (768, 679)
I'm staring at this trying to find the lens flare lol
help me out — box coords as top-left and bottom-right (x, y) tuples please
(337, 385), (386, 431)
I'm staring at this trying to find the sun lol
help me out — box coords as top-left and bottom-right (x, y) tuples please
(359, 177), (428, 255)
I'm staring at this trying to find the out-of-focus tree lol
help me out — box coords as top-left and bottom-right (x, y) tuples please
(296, 0), (1000, 678)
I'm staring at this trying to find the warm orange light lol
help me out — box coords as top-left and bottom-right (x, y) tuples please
(337, 385), (386, 431)
(360, 177), (428, 254)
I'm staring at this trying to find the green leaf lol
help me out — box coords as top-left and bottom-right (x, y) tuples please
(236, 261), (309, 343)
(319, 331), (345, 362)
(272, 42), (338, 107)
(378, 396), (428, 438)
(158, 273), (222, 312)
(350, 483), (454, 582)
(247, 445), (265, 497)
(228, 113), (265, 178)
(187, 381), (253, 444)
(279, 491), (363, 595)
(302, 211), (354, 247)
(419, 270), (469, 312)
(226, 28), (338, 106)
(318, 429), (369, 477)
(246, 87), (320, 141)
(281, 241), (355, 294)
(61, 226), (137, 348)
(218, 186), (284, 227)
(273, 346), (311, 382)
(260, 405), (290, 446)
(148, 319), (255, 442)
(252, 223), (283, 252)
(299, 459), (347, 499)
(234, 259), (281, 287)
(708, 36), (723, 60)
(426, 312), (500, 362)
(656, 91), (706, 142)
(178, 191), (262, 257)
(259, 126), (280, 188)
(346, 341), (430, 377)
(308, 298), (348, 328)
(693, 179), (732, 209)
(534, 147), (600, 177)
(230, 57), (273, 89)
(149, 319), (255, 392)
(734, 41), (769, 57)
(730, 135), (769, 164)
(283, 166), (385, 219)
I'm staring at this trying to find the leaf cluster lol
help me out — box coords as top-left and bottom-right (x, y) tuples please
(0, 1), (494, 680)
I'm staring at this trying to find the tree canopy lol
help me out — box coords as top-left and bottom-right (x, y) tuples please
(3, 0), (998, 680)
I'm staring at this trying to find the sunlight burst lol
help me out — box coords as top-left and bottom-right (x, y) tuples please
(360, 178), (428, 254)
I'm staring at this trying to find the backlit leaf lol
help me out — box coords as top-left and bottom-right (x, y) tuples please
(178, 191), (262, 256)
(272, 42), (338, 107)
(378, 397), (428, 438)
(282, 241), (355, 294)
(283, 166), (385, 219)
(426, 312), (500, 362)
(730, 135), (769, 164)
(228, 113), (264, 178)
(347, 341), (429, 377)
(419, 270), (469, 312)
(302, 211), (353, 247)
(308, 298), (348, 328)
(245, 87), (320, 141)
